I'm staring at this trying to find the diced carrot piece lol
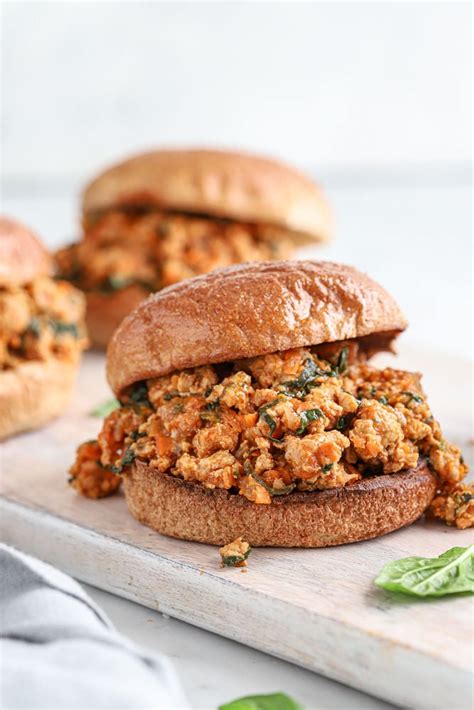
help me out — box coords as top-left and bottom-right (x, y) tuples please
(242, 412), (258, 428)
(155, 431), (173, 456)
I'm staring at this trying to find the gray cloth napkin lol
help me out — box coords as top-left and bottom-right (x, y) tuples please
(0, 544), (189, 709)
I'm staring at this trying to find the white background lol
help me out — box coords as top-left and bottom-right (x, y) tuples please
(2, 2), (472, 179)
(1, 3), (472, 709)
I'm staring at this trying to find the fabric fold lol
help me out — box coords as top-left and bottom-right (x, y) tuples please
(0, 544), (188, 709)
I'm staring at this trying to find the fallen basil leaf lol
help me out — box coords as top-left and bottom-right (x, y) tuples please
(375, 544), (474, 597)
(90, 398), (120, 418)
(219, 692), (302, 710)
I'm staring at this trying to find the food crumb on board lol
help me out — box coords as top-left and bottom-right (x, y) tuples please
(219, 537), (251, 567)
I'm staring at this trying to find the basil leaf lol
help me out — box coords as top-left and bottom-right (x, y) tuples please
(259, 411), (283, 443)
(50, 320), (79, 337)
(219, 693), (302, 710)
(222, 547), (251, 567)
(244, 462), (295, 496)
(296, 408), (323, 435)
(280, 358), (330, 397)
(90, 398), (120, 418)
(99, 275), (153, 293)
(109, 446), (136, 475)
(334, 346), (349, 374)
(27, 317), (42, 338)
(335, 413), (355, 431)
(402, 390), (424, 404)
(126, 382), (152, 408)
(375, 544), (474, 597)
(102, 275), (136, 292)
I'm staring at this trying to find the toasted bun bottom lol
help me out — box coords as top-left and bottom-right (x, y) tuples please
(85, 286), (148, 349)
(123, 459), (437, 547)
(0, 358), (79, 440)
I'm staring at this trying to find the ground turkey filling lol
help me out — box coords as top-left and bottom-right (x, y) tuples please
(0, 276), (87, 369)
(70, 343), (473, 529)
(56, 209), (293, 294)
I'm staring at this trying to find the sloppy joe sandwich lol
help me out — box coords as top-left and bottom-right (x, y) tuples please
(56, 149), (332, 347)
(0, 216), (88, 439)
(69, 261), (472, 545)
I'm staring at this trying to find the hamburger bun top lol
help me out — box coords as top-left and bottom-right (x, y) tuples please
(0, 216), (52, 287)
(82, 148), (333, 243)
(107, 260), (407, 396)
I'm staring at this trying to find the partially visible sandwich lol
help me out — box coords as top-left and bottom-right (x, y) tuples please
(56, 148), (332, 347)
(0, 216), (88, 439)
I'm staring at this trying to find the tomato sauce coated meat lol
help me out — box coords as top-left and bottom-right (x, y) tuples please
(70, 343), (472, 528)
(56, 209), (293, 294)
(0, 276), (87, 369)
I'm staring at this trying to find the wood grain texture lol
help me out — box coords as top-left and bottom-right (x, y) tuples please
(1, 348), (473, 709)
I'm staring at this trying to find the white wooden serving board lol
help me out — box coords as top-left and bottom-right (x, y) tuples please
(1, 346), (473, 710)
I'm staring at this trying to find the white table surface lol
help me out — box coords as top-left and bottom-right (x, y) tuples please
(83, 583), (394, 710)
(2, 181), (471, 710)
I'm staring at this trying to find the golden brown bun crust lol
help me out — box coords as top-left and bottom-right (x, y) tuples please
(0, 216), (52, 287)
(0, 357), (79, 440)
(85, 286), (149, 349)
(107, 261), (407, 396)
(123, 459), (437, 547)
(82, 148), (333, 244)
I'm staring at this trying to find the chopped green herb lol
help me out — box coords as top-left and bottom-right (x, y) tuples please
(127, 382), (151, 408)
(219, 692), (302, 710)
(27, 317), (42, 338)
(244, 461), (296, 496)
(375, 544), (474, 597)
(204, 399), (220, 411)
(321, 463), (333, 474)
(336, 413), (357, 431)
(90, 398), (120, 418)
(220, 539), (252, 568)
(129, 430), (146, 441)
(104, 275), (136, 292)
(378, 395), (388, 405)
(260, 411), (283, 442)
(280, 358), (329, 398)
(336, 415), (347, 431)
(50, 320), (79, 337)
(296, 408), (323, 435)
(163, 390), (181, 401)
(334, 346), (349, 374)
(99, 275), (153, 293)
(402, 391), (424, 404)
(258, 398), (284, 413)
(110, 447), (136, 475)
(222, 553), (250, 567)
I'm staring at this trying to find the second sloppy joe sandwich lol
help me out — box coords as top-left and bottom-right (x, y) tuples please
(70, 261), (473, 545)
(0, 216), (88, 439)
(56, 149), (332, 347)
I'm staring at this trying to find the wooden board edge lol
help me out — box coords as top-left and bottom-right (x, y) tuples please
(1, 496), (471, 710)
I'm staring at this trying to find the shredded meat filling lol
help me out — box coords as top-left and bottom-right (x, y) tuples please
(55, 209), (293, 294)
(69, 343), (472, 528)
(0, 276), (87, 369)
